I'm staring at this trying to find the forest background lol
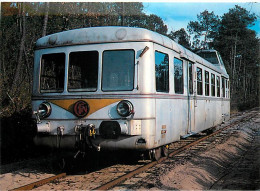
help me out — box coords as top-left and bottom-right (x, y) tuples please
(0, 2), (259, 164)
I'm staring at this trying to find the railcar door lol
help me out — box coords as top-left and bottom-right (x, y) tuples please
(187, 62), (195, 134)
(221, 76), (228, 122)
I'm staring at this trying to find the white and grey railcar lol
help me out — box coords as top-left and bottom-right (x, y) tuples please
(32, 27), (230, 160)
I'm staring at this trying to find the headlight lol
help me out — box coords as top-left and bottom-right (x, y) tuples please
(38, 102), (52, 119)
(116, 100), (134, 117)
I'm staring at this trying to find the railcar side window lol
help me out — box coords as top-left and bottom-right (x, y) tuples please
(188, 62), (193, 94)
(222, 77), (225, 98)
(226, 79), (228, 98)
(102, 50), (134, 91)
(197, 67), (203, 95)
(68, 51), (98, 92)
(40, 53), (65, 93)
(211, 73), (215, 96)
(227, 80), (230, 98)
(205, 71), (209, 96)
(155, 51), (169, 92)
(217, 76), (220, 97)
(174, 58), (184, 94)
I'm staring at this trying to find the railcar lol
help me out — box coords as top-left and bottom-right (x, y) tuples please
(32, 26), (230, 160)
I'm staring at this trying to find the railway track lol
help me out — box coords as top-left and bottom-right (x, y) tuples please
(10, 109), (258, 190)
(11, 173), (66, 191)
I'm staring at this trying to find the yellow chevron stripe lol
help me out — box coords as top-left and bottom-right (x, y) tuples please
(50, 99), (121, 117)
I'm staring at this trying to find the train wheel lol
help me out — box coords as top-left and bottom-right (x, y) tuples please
(162, 145), (169, 157)
(151, 147), (161, 161)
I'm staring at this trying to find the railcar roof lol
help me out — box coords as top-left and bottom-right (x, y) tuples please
(35, 26), (228, 77)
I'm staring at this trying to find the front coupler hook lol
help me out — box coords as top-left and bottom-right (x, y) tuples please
(74, 124), (100, 158)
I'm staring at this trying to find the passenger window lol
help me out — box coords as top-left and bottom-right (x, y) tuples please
(227, 80), (230, 98)
(226, 79), (228, 98)
(40, 53), (65, 93)
(197, 67), (203, 95)
(102, 50), (135, 91)
(188, 62), (193, 94)
(155, 51), (169, 92)
(174, 58), (184, 94)
(68, 51), (98, 92)
(205, 71), (209, 96)
(217, 76), (220, 97)
(222, 77), (225, 98)
(211, 73), (215, 96)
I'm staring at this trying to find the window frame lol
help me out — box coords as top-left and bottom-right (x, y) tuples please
(225, 79), (229, 98)
(196, 67), (203, 96)
(68, 50), (99, 92)
(211, 73), (216, 97)
(222, 77), (226, 98)
(205, 70), (210, 96)
(174, 57), (184, 94)
(227, 80), (230, 98)
(155, 50), (169, 93)
(217, 76), (220, 97)
(188, 62), (193, 95)
(101, 49), (135, 92)
(40, 52), (66, 93)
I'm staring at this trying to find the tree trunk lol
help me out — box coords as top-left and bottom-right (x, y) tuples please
(42, 2), (49, 37)
(11, 2), (26, 94)
(244, 64), (246, 102)
(121, 2), (125, 26)
(233, 33), (237, 84)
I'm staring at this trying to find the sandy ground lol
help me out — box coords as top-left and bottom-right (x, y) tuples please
(0, 156), (56, 190)
(117, 114), (260, 190)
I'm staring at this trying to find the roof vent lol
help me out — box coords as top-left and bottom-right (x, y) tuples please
(116, 28), (127, 40)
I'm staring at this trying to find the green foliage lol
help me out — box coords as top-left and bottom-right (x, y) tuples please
(187, 10), (220, 50)
(168, 28), (191, 49)
(1, 106), (37, 164)
(187, 5), (259, 110)
(212, 5), (259, 109)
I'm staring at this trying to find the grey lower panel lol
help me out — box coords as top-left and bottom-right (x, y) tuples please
(33, 135), (150, 151)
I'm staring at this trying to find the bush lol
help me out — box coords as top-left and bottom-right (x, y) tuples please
(0, 107), (37, 164)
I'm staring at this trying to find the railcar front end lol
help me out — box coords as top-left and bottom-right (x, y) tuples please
(32, 38), (160, 159)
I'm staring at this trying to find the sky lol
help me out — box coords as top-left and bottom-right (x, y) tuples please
(143, 2), (260, 37)
(1, 1), (259, 36)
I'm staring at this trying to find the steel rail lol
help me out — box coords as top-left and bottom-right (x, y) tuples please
(94, 111), (258, 190)
(11, 173), (66, 191)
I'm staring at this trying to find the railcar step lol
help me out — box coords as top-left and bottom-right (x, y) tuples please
(181, 132), (197, 139)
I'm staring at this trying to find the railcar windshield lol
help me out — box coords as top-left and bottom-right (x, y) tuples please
(40, 53), (65, 93)
(102, 50), (135, 91)
(197, 52), (219, 65)
(68, 51), (98, 92)
(217, 52), (225, 66)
